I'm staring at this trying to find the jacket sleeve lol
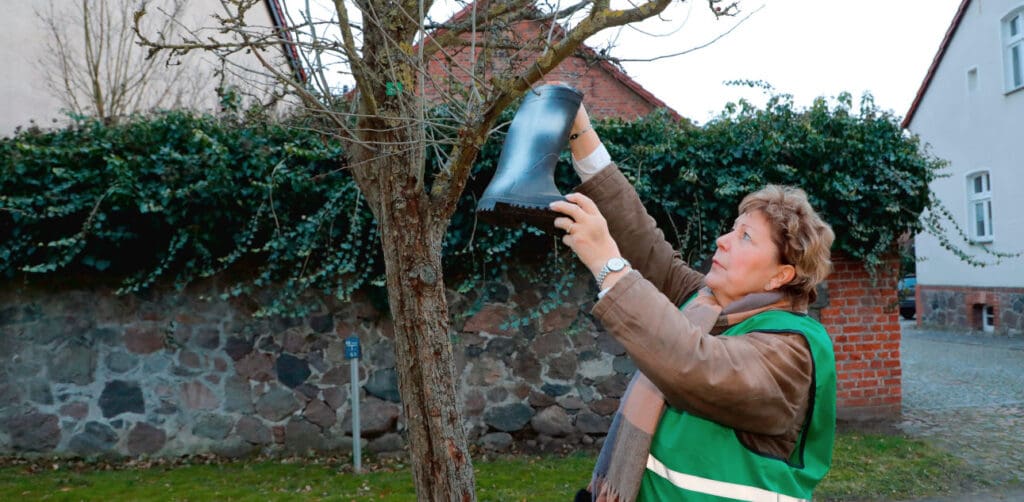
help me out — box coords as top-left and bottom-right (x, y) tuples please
(593, 271), (814, 436)
(575, 163), (705, 305)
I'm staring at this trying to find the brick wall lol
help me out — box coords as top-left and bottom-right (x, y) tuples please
(820, 254), (902, 420)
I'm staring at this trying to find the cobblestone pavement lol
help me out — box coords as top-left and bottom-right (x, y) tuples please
(895, 320), (1024, 500)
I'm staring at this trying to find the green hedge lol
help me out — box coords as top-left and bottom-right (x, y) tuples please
(0, 112), (375, 315)
(0, 93), (947, 315)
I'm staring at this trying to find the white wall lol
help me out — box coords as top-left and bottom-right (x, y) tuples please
(1, 1), (66, 133)
(0, 0), (291, 137)
(909, 0), (1024, 287)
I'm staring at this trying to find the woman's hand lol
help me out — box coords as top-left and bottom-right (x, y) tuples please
(549, 193), (629, 287)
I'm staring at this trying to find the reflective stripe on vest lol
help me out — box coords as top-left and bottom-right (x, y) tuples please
(646, 454), (809, 502)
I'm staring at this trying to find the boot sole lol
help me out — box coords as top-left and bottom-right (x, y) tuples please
(477, 197), (565, 233)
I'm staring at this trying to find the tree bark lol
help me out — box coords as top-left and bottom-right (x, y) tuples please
(351, 133), (475, 499)
(348, 2), (475, 492)
(383, 187), (474, 501)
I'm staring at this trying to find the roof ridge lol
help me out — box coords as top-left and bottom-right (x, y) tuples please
(424, 0), (682, 120)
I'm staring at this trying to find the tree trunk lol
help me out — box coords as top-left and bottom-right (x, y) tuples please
(350, 133), (475, 499)
(344, 2), (476, 495)
(380, 187), (475, 501)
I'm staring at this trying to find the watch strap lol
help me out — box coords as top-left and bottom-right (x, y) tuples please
(596, 257), (630, 290)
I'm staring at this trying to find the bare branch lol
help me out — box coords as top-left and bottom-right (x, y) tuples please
(610, 4), (762, 63)
(241, 17), (368, 146)
(418, 0), (589, 63)
(296, 0), (337, 105)
(333, 0), (378, 116)
(709, 0), (741, 18)
(36, 0), (203, 122)
(132, 3), (279, 59)
(429, 0), (673, 220)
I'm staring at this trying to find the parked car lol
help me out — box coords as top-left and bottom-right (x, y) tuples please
(897, 274), (916, 320)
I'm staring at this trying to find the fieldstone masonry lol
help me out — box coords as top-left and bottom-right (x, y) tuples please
(1, 255), (897, 459)
(918, 285), (1024, 335)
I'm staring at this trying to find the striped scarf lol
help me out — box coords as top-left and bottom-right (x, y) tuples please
(588, 288), (791, 501)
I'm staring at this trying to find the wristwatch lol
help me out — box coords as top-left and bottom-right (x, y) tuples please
(596, 257), (630, 289)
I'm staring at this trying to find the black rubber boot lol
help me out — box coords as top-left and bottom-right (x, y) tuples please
(476, 83), (583, 232)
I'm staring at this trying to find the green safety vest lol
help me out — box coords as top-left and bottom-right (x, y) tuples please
(640, 310), (837, 501)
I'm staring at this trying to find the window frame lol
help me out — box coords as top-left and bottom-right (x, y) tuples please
(965, 170), (994, 243)
(1002, 8), (1024, 92)
(983, 305), (996, 333)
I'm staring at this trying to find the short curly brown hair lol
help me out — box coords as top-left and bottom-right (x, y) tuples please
(738, 185), (835, 304)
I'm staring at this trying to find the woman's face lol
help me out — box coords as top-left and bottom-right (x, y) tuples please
(705, 210), (791, 307)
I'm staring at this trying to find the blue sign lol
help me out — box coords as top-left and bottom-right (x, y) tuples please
(344, 336), (361, 360)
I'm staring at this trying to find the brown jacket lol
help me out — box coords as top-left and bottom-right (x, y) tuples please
(578, 164), (814, 459)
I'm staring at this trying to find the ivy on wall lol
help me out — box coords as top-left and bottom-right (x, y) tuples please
(1, 111), (377, 316)
(0, 92), (977, 315)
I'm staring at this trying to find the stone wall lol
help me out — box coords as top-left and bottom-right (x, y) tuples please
(1, 256), (902, 459)
(918, 285), (1024, 336)
(0, 272), (627, 458)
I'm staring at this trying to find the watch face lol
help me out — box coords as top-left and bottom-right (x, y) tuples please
(608, 257), (626, 271)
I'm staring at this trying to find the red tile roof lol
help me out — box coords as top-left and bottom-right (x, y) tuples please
(264, 0), (308, 83)
(432, 1), (681, 120)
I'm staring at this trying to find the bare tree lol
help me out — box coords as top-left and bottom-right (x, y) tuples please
(135, 0), (736, 498)
(35, 0), (202, 122)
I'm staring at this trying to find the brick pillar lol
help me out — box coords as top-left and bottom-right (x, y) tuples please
(819, 253), (902, 420)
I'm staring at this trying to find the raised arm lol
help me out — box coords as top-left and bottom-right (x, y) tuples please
(559, 104), (704, 304)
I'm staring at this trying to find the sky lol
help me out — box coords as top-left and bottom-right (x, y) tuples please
(288, 0), (964, 124)
(593, 0), (964, 123)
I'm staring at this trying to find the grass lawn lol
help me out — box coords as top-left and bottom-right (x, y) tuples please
(0, 432), (981, 501)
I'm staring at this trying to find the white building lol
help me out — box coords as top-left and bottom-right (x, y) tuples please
(904, 0), (1024, 334)
(0, 0), (302, 136)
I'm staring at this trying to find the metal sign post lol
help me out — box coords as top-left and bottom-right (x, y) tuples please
(344, 336), (362, 473)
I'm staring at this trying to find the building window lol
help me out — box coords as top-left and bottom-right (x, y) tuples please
(966, 171), (993, 242)
(1004, 9), (1024, 91)
(983, 305), (996, 333)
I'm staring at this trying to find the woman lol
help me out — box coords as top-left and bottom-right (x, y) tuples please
(550, 104), (837, 502)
